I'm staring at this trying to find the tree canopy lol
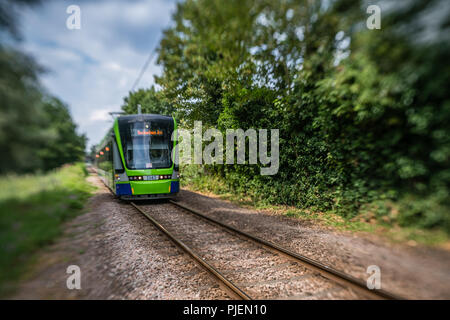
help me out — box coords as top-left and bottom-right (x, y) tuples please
(121, 86), (177, 117)
(0, 0), (86, 174)
(128, 0), (449, 232)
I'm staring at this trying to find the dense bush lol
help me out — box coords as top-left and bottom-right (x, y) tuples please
(124, 0), (450, 233)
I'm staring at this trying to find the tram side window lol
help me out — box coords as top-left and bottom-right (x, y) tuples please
(127, 149), (133, 164)
(112, 139), (124, 173)
(98, 142), (113, 172)
(108, 141), (113, 164)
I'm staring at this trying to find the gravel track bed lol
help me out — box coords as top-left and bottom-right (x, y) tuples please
(12, 176), (448, 299)
(137, 202), (364, 300)
(243, 276), (345, 300)
(177, 189), (450, 299)
(226, 262), (312, 284)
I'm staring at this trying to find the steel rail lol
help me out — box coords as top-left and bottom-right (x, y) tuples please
(96, 163), (403, 300)
(130, 202), (252, 300)
(169, 200), (405, 300)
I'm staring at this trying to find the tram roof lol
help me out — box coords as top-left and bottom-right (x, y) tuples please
(117, 114), (173, 122)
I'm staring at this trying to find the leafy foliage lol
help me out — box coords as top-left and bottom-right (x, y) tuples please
(0, 0), (86, 174)
(0, 47), (48, 172)
(38, 97), (87, 171)
(121, 86), (177, 116)
(132, 0), (450, 234)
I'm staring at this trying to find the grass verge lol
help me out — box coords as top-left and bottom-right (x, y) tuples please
(0, 163), (95, 297)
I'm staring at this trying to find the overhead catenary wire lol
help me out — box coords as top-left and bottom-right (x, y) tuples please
(130, 16), (175, 93)
(130, 49), (158, 92)
(129, 12), (176, 93)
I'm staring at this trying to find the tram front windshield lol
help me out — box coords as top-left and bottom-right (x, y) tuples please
(119, 119), (173, 170)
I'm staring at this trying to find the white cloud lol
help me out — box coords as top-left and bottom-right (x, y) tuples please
(18, 0), (177, 148)
(92, 0), (173, 28)
(103, 62), (122, 71)
(89, 109), (113, 122)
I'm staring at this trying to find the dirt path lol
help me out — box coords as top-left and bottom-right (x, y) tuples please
(10, 175), (450, 299)
(10, 175), (231, 299)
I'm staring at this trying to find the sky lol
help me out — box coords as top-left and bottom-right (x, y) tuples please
(18, 0), (178, 149)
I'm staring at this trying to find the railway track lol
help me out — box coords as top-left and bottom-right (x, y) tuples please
(131, 200), (404, 300)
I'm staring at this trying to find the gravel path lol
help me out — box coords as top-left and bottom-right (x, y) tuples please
(11, 176), (232, 299)
(177, 189), (450, 299)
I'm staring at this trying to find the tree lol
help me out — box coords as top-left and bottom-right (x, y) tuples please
(155, 0), (450, 232)
(0, 0), (87, 173)
(121, 86), (177, 117)
(37, 97), (87, 171)
(0, 47), (50, 173)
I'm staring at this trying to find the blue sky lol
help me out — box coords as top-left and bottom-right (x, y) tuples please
(18, 0), (178, 149)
